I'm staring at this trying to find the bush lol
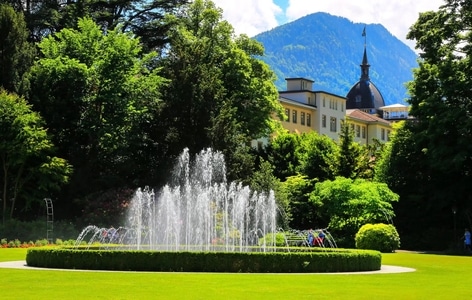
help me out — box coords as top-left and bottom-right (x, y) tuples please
(258, 232), (287, 247)
(355, 223), (400, 253)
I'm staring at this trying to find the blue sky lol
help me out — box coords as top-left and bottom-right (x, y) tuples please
(212, 0), (445, 50)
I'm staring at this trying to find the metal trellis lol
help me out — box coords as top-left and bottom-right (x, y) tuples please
(44, 198), (54, 244)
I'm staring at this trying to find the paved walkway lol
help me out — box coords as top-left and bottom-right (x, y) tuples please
(0, 260), (415, 274)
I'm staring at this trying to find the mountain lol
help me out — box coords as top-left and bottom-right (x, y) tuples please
(253, 12), (418, 106)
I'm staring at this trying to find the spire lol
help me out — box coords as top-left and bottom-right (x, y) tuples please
(360, 25), (370, 81)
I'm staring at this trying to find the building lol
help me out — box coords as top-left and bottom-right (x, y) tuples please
(253, 38), (408, 149)
(278, 78), (346, 141)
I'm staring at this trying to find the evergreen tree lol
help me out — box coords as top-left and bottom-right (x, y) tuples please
(0, 3), (35, 93)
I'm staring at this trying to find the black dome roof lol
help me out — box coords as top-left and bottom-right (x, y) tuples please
(346, 47), (385, 111)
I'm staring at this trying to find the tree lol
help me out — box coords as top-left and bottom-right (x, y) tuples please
(3, 0), (189, 49)
(0, 89), (71, 224)
(336, 122), (363, 179)
(157, 0), (283, 181)
(0, 3), (35, 93)
(266, 132), (301, 181)
(248, 159), (290, 228)
(281, 175), (319, 229)
(310, 176), (399, 246)
(399, 0), (472, 246)
(297, 131), (338, 181)
(23, 18), (165, 206)
(374, 121), (445, 249)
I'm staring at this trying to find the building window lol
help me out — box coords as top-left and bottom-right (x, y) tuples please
(307, 113), (311, 127)
(330, 117), (337, 132)
(387, 130), (391, 141)
(381, 128), (385, 140)
(322, 115), (326, 128)
(285, 108), (290, 122)
(362, 126), (366, 138)
(350, 124), (354, 131)
(323, 98), (326, 107)
(300, 112), (305, 125)
(292, 110), (297, 123)
(356, 125), (360, 137)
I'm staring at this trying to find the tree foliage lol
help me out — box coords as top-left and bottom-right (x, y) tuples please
(23, 18), (165, 203)
(157, 0), (283, 180)
(0, 89), (71, 223)
(0, 3), (35, 93)
(297, 131), (338, 181)
(266, 132), (301, 180)
(3, 0), (189, 50)
(382, 0), (472, 247)
(310, 177), (398, 242)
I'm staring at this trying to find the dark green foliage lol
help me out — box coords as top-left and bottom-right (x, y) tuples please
(0, 90), (71, 222)
(355, 223), (400, 253)
(26, 247), (382, 273)
(0, 219), (78, 241)
(0, 4), (35, 93)
(4, 0), (188, 51)
(282, 175), (320, 229)
(374, 0), (472, 249)
(157, 0), (282, 182)
(336, 122), (365, 179)
(23, 18), (164, 214)
(266, 132), (301, 180)
(254, 12), (418, 105)
(297, 132), (338, 181)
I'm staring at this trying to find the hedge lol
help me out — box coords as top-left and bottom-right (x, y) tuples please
(26, 248), (381, 273)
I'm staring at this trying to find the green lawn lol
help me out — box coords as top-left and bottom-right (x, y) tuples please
(0, 248), (470, 299)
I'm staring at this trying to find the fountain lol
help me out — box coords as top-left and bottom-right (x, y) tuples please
(75, 148), (278, 252)
(45, 149), (381, 273)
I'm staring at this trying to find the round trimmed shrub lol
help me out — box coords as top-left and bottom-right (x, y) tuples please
(355, 223), (400, 253)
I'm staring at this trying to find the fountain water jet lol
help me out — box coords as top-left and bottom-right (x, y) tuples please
(122, 148), (277, 252)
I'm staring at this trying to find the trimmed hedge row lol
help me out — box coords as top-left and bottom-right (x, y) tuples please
(26, 248), (381, 273)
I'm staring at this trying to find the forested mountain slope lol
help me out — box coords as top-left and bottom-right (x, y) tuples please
(254, 12), (418, 105)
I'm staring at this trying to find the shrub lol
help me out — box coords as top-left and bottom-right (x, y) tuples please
(355, 223), (400, 253)
(26, 248), (382, 273)
(258, 232), (287, 247)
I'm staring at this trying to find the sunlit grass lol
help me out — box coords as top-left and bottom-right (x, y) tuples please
(1, 248), (471, 299)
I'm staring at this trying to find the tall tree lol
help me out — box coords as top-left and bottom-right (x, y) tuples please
(374, 121), (438, 249)
(2, 0), (188, 49)
(0, 3), (35, 93)
(0, 89), (71, 223)
(157, 0), (283, 181)
(405, 0), (472, 239)
(336, 122), (363, 179)
(23, 18), (165, 207)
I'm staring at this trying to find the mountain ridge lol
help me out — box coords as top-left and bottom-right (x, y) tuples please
(254, 12), (418, 106)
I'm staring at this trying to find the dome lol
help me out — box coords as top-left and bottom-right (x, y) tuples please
(346, 80), (385, 111)
(346, 47), (385, 112)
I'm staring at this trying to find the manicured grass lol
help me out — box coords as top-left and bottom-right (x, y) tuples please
(1, 248), (471, 299)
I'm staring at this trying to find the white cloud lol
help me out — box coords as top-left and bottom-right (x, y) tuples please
(212, 0), (283, 37)
(213, 0), (445, 50)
